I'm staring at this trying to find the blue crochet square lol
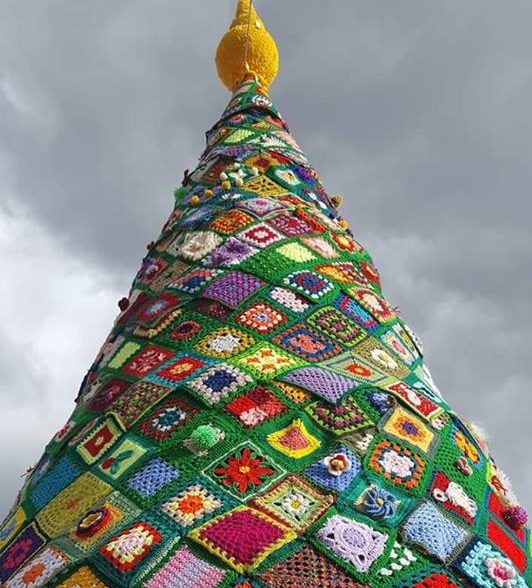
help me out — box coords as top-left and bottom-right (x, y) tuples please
(305, 446), (360, 493)
(127, 458), (180, 498)
(402, 501), (469, 563)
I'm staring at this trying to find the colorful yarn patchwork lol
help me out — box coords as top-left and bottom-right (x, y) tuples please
(259, 543), (370, 587)
(305, 446), (361, 493)
(251, 475), (333, 531)
(143, 544), (227, 588)
(4, 545), (68, 588)
(189, 506), (296, 573)
(313, 513), (389, 574)
(126, 458), (180, 498)
(402, 502), (469, 563)
(2, 32), (530, 588)
(188, 364), (252, 404)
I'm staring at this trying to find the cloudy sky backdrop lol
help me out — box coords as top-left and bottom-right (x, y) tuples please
(0, 0), (531, 517)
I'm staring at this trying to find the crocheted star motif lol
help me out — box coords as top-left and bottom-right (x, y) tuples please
(313, 513), (389, 574)
(143, 545), (227, 588)
(251, 475), (333, 532)
(208, 444), (282, 499)
(195, 327), (255, 358)
(189, 506), (296, 573)
(236, 344), (297, 378)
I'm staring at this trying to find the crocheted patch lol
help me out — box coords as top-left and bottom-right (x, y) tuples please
(171, 268), (222, 294)
(376, 541), (420, 581)
(55, 565), (109, 587)
(283, 270), (334, 300)
(259, 543), (369, 588)
(235, 196), (285, 217)
(0, 507), (26, 553)
(351, 288), (396, 324)
(430, 472), (478, 525)
(334, 294), (379, 333)
(161, 480), (226, 529)
(110, 381), (173, 428)
(189, 506), (296, 573)
(236, 344), (297, 378)
(236, 301), (288, 334)
(85, 377), (131, 412)
(269, 214), (313, 236)
(147, 353), (210, 388)
(188, 364), (253, 405)
(321, 353), (389, 386)
(352, 337), (409, 379)
(138, 396), (199, 442)
(204, 237), (258, 267)
(144, 544), (227, 588)
(28, 455), (81, 511)
(196, 327), (255, 358)
(211, 209), (254, 234)
(203, 271), (265, 308)
(266, 419), (322, 460)
(208, 443), (283, 499)
(97, 436), (150, 482)
(306, 396), (373, 436)
(76, 416), (123, 464)
(36, 472), (111, 538)
(402, 502), (469, 563)
(275, 242), (316, 263)
(170, 230), (223, 261)
(126, 458), (180, 499)
(307, 306), (367, 347)
(366, 438), (428, 494)
(250, 475), (333, 532)
(382, 406), (435, 454)
(313, 513), (389, 574)
(0, 524), (46, 583)
(453, 540), (527, 588)
(385, 381), (443, 421)
(99, 521), (162, 573)
(269, 286), (310, 313)
(280, 366), (358, 404)
(316, 262), (368, 286)
(4, 545), (68, 588)
(302, 235), (340, 259)
(238, 223), (284, 249)
(273, 324), (341, 362)
(487, 520), (526, 572)
(305, 446), (361, 493)
(121, 344), (175, 378)
(352, 482), (405, 524)
(380, 325), (418, 366)
(225, 385), (287, 427)
(167, 318), (202, 341)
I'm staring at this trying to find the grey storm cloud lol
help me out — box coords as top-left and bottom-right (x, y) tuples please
(0, 0), (531, 517)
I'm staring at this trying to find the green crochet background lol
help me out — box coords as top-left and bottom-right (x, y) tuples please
(0, 80), (529, 588)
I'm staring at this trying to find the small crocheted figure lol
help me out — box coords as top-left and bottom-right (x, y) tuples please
(0, 2), (530, 587)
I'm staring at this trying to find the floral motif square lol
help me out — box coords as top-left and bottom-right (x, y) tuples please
(189, 506), (296, 573)
(203, 237), (257, 267)
(382, 406), (435, 454)
(225, 385), (287, 427)
(207, 443), (283, 499)
(274, 324), (341, 362)
(305, 446), (361, 493)
(202, 271), (265, 308)
(143, 544), (227, 588)
(306, 396), (372, 436)
(99, 521), (162, 573)
(236, 344), (297, 379)
(251, 475), (333, 532)
(97, 437), (149, 482)
(138, 396), (199, 442)
(313, 513), (389, 574)
(236, 301), (288, 334)
(266, 419), (322, 460)
(188, 364), (252, 405)
(195, 327), (255, 358)
(161, 480), (225, 529)
(284, 270), (334, 301)
(308, 306), (367, 347)
(366, 438), (428, 495)
(170, 231), (223, 261)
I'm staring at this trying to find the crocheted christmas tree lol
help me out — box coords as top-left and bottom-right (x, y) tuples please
(1, 2), (530, 587)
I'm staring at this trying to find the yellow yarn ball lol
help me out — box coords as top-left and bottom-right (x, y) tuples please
(216, 0), (279, 92)
(190, 195), (200, 205)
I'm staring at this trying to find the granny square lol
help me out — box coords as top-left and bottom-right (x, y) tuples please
(189, 506), (296, 573)
(138, 396), (199, 442)
(203, 271), (265, 308)
(308, 306), (367, 347)
(283, 270), (334, 300)
(161, 480), (225, 529)
(273, 324), (341, 362)
(4, 545), (68, 588)
(147, 353), (209, 387)
(188, 364), (252, 405)
(382, 406), (435, 454)
(334, 294), (379, 333)
(236, 301), (288, 334)
(306, 396), (372, 436)
(126, 458), (180, 498)
(0, 524), (46, 583)
(225, 385), (287, 427)
(280, 366), (359, 404)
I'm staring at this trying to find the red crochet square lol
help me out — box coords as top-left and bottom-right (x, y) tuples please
(487, 519), (526, 572)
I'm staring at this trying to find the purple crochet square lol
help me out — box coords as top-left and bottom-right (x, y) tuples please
(280, 367), (359, 404)
(204, 237), (256, 267)
(202, 271), (265, 308)
(236, 197), (285, 217)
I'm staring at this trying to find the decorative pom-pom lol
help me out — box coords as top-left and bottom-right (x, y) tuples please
(118, 297), (130, 312)
(502, 505), (528, 530)
(189, 424), (222, 450)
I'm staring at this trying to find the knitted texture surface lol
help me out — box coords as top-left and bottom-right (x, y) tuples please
(0, 80), (530, 588)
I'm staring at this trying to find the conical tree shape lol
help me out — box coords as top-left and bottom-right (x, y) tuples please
(0, 5), (530, 588)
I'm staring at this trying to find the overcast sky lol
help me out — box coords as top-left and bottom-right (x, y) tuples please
(0, 0), (531, 518)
